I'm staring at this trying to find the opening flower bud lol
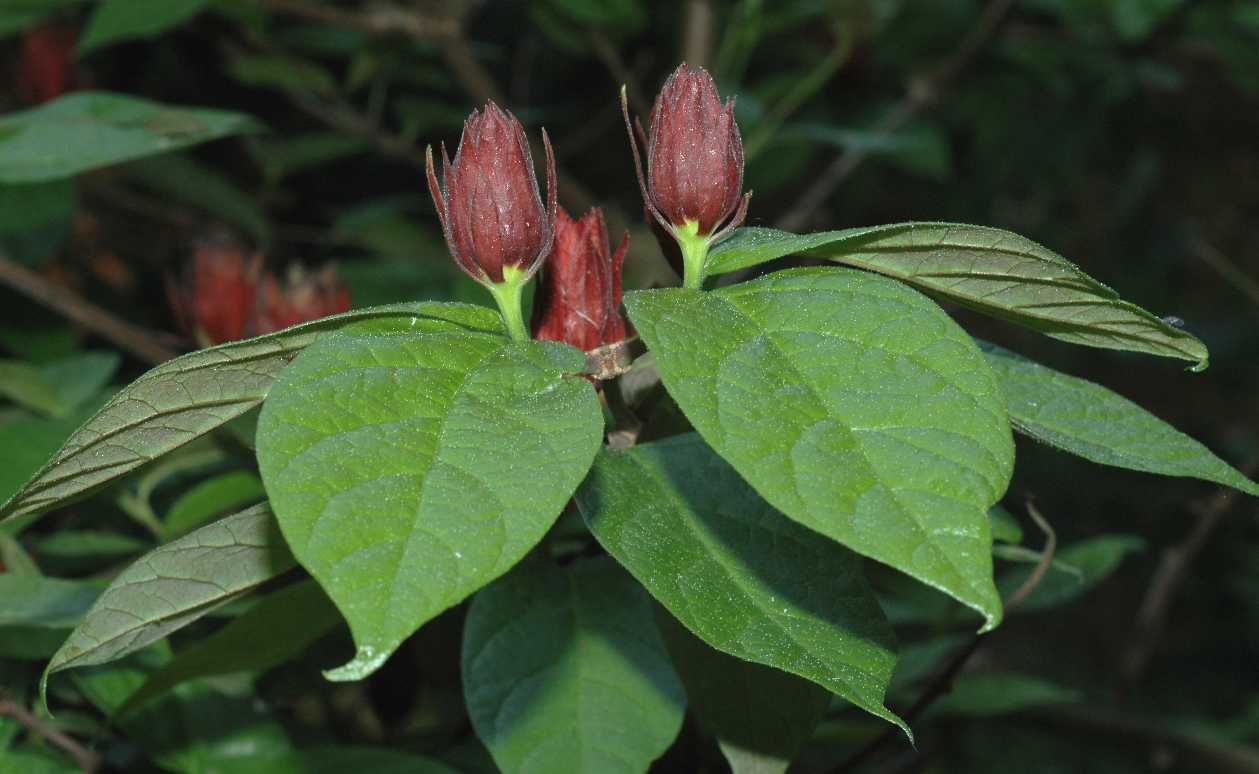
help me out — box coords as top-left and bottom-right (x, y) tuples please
(426, 101), (557, 340)
(254, 264), (352, 335)
(166, 238), (262, 347)
(532, 207), (630, 354)
(623, 63), (750, 289)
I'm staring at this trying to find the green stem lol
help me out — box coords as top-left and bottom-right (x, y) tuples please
(676, 222), (711, 290)
(487, 268), (530, 342)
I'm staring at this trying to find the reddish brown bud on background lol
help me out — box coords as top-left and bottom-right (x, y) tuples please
(625, 63), (748, 240)
(15, 24), (79, 105)
(167, 239), (352, 346)
(426, 102), (557, 285)
(254, 265), (352, 335)
(166, 240), (262, 346)
(532, 207), (630, 353)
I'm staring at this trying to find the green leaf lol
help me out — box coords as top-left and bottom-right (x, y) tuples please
(164, 470), (265, 538)
(35, 530), (148, 573)
(120, 580), (342, 714)
(0, 575), (99, 628)
(0, 399), (108, 520)
(706, 225), (1208, 369)
(0, 351), (117, 417)
(226, 53), (339, 97)
(0, 1), (85, 39)
(625, 267), (1013, 628)
(981, 342), (1259, 496)
(39, 352), (120, 413)
(0, 302), (500, 523)
(0, 92), (260, 183)
(574, 435), (904, 732)
(122, 154), (271, 244)
(221, 747), (459, 774)
(462, 557), (685, 774)
(256, 327), (603, 680)
(656, 610), (831, 774)
(0, 360), (64, 415)
(997, 535), (1145, 611)
(44, 503), (294, 692)
(989, 505), (1023, 544)
(934, 672), (1081, 717)
(78, 0), (210, 55)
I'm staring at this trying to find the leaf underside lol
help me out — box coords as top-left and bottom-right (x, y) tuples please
(981, 342), (1258, 496)
(707, 225), (1208, 369)
(44, 503), (293, 695)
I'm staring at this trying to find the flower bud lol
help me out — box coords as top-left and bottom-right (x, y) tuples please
(532, 207), (630, 353)
(624, 63), (749, 241)
(426, 101), (557, 285)
(16, 24), (79, 105)
(254, 264), (352, 335)
(166, 239), (262, 346)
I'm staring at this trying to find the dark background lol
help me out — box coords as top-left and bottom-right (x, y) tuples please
(1, 1), (1257, 772)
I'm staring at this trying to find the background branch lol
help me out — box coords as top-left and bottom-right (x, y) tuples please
(776, 0), (1016, 233)
(0, 691), (102, 773)
(0, 252), (177, 365)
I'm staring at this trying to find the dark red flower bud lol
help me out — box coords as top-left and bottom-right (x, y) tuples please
(254, 264), (352, 335)
(166, 239), (262, 346)
(624, 63), (749, 240)
(531, 207), (630, 353)
(426, 102), (557, 285)
(15, 25), (79, 105)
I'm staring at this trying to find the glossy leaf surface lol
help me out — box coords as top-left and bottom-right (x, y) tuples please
(257, 327), (602, 680)
(625, 267), (1013, 627)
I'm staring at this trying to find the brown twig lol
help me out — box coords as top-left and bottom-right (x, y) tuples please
(1120, 460), (1257, 685)
(829, 498), (1057, 773)
(254, 0), (458, 40)
(776, 0), (1016, 233)
(0, 691), (102, 773)
(0, 252), (177, 365)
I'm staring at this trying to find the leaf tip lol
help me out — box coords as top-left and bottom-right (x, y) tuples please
(323, 644), (391, 682)
(38, 667), (52, 717)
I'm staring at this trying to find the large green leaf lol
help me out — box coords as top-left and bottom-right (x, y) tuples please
(0, 92), (259, 183)
(706, 225), (1208, 369)
(78, 0), (210, 55)
(120, 580), (342, 714)
(462, 557), (685, 774)
(0, 574), (100, 658)
(625, 267), (1013, 628)
(256, 328), (603, 680)
(44, 503), (294, 691)
(0, 302), (501, 523)
(574, 435), (904, 732)
(656, 610), (832, 774)
(981, 342), (1259, 496)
